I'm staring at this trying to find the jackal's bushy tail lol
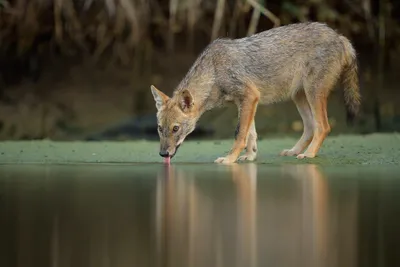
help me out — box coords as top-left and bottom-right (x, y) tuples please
(339, 36), (361, 123)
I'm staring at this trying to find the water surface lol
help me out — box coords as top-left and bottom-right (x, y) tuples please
(0, 163), (399, 267)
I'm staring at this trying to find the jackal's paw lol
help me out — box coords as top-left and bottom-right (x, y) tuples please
(280, 149), (299, 157)
(296, 153), (316, 159)
(238, 153), (257, 162)
(214, 157), (236, 165)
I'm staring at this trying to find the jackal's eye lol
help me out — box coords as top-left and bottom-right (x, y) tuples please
(172, 126), (179, 133)
(158, 125), (162, 132)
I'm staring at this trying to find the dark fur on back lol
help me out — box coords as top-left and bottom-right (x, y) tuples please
(172, 22), (360, 116)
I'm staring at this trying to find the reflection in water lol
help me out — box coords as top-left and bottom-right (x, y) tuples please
(0, 164), (399, 267)
(155, 164), (356, 267)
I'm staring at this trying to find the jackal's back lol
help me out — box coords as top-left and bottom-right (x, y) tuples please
(204, 22), (355, 103)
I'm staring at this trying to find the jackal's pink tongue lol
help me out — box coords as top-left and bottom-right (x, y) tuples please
(164, 156), (171, 164)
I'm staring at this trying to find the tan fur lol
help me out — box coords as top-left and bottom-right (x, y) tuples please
(215, 84), (260, 163)
(151, 22), (361, 164)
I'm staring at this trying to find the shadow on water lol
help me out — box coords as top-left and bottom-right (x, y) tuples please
(0, 163), (399, 267)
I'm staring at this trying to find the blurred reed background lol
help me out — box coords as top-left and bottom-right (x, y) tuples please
(0, 0), (399, 141)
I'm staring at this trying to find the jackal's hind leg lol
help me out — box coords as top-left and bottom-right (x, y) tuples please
(281, 90), (314, 156)
(238, 120), (258, 161)
(297, 93), (331, 159)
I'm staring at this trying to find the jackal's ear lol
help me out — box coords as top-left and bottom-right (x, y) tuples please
(180, 89), (194, 112)
(151, 85), (169, 110)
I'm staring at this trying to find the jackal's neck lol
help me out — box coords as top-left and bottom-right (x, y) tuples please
(172, 45), (216, 116)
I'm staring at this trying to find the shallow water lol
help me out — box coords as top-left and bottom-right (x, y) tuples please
(0, 163), (399, 267)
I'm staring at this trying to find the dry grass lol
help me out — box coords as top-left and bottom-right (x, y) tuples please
(1, 0), (398, 65)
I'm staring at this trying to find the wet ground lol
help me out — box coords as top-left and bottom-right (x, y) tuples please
(1, 163), (399, 267)
(1, 133), (400, 165)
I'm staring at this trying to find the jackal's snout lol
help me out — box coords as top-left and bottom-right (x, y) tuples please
(159, 143), (171, 158)
(159, 143), (181, 158)
(159, 150), (170, 158)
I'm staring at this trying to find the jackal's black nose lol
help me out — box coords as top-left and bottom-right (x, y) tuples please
(159, 151), (170, 157)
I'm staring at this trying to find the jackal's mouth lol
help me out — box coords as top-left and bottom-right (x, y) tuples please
(170, 144), (181, 159)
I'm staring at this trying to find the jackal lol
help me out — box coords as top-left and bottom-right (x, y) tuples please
(151, 22), (360, 164)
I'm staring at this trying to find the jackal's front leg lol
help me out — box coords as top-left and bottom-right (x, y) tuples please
(215, 87), (259, 164)
(237, 120), (258, 162)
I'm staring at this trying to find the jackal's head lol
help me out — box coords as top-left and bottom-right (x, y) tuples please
(151, 85), (198, 159)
